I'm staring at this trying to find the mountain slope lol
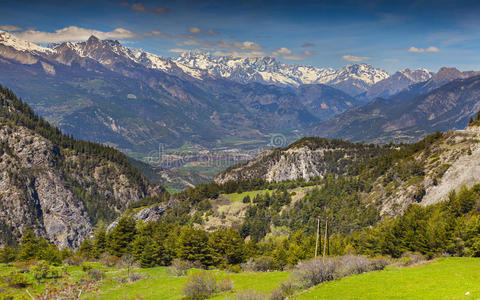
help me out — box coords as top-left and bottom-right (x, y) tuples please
(311, 74), (480, 144)
(0, 85), (166, 249)
(215, 137), (394, 183)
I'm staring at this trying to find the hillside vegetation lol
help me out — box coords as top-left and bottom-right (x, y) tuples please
(0, 86), (167, 248)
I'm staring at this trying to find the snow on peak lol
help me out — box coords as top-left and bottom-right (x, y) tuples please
(0, 30), (54, 54)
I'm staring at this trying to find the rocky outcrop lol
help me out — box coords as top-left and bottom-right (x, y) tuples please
(215, 138), (393, 183)
(106, 202), (170, 232)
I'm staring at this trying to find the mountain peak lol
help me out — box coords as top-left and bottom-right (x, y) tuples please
(0, 30), (53, 53)
(86, 35), (101, 44)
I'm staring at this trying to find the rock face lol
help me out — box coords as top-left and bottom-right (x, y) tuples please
(0, 87), (163, 249)
(106, 202), (170, 232)
(215, 138), (393, 183)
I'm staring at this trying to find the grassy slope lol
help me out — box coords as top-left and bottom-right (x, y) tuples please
(299, 258), (480, 300)
(222, 190), (271, 203)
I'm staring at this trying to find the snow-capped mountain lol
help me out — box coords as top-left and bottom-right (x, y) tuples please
(0, 31), (433, 98)
(364, 68), (434, 99)
(173, 50), (390, 95)
(0, 30), (53, 54)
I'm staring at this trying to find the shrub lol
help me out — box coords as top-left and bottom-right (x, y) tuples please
(400, 252), (425, 266)
(241, 256), (276, 272)
(268, 288), (285, 300)
(30, 261), (62, 281)
(2, 271), (29, 288)
(168, 259), (196, 276)
(234, 290), (265, 300)
(13, 259), (37, 271)
(82, 262), (96, 272)
(63, 256), (84, 266)
(294, 258), (337, 288)
(216, 277), (233, 292)
(182, 271), (217, 300)
(87, 269), (105, 281)
(128, 272), (148, 282)
(100, 255), (121, 267)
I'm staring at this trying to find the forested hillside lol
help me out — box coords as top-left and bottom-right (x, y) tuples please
(0, 86), (167, 249)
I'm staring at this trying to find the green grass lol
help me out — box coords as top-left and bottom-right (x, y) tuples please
(84, 268), (289, 299)
(222, 189), (272, 203)
(298, 257), (480, 299)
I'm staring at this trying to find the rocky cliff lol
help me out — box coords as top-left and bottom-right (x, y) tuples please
(0, 86), (165, 249)
(215, 137), (394, 183)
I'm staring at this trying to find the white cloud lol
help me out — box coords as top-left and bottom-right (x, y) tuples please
(178, 39), (200, 46)
(14, 26), (138, 43)
(273, 47), (292, 56)
(169, 48), (188, 53)
(283, 54), (304, 60)
(213, 50), (266, 58)
(189, 27), (201, 34)
(408, 46), (439, 53)
(215, 40), (263, 51)
(342, 55), (370, 62)
(0, 25), (22, 32)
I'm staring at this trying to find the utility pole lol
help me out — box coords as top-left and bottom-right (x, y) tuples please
(323, 217), (329, 259)
(315, 218), (320, 258)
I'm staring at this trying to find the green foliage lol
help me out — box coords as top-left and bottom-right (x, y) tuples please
(107, 217), (137, 257)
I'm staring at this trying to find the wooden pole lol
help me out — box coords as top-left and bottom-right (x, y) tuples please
(323, 217), (328, 259)
(315, 218), (320, 258)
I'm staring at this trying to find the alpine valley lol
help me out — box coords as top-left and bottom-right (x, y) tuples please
(0, 30), (479, 191)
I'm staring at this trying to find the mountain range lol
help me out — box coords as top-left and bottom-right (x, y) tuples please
(2, 30), (480, 189)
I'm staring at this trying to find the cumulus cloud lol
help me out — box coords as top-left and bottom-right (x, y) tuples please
(14, 26), (138, 43)
(178, 39), (201, 46)
(131, 3), (146, 12)
(302, 42), (315, 47)
(213, 50), (266, 58)
(342, 55), (370, 62)
(120, 2), (170, 14)
(273, 47), (292, 55)
(189, 27), (201, 34)
(154, 7), (170, 14)
(283, 54), (304, 60)
(215, 40), (263, 50)
(0, 25), (22, 32)
(205, 29), (217, 35)
(408, 46), (439, 53)
(302, 50), (314, 56)
(169, 48), (188, 53)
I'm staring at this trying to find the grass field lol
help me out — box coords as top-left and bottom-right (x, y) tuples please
(222, 189), (271, 202)
(298, 257), (480, 299)
(84, 268), (289, 299)
(3, 258), (480, 299)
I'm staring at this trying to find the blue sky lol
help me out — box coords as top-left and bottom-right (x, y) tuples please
(0, 0), (480, 72)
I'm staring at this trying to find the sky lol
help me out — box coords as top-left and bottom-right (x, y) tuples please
(0, 0), (480, 73)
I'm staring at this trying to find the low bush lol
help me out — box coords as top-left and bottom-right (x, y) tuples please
(182, 271), (217, 300)
(82, 262), (96, 272)
(31, 261), (62, 281)
(100, 255), (121, 267)
(241, 256), (276, 272)
(63, 256), (84, 266)
(168, 259), (196, 276)
(294, 255), (390, 288)
(294, 258), (337, 288)
(128, 272), (148, 282)
(87, 269), (105, 281)
(2, 271), (29, 288)
(400, 252), (426, 266)
(216, 277), (233, 292)
(234, 290), (265, 300)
